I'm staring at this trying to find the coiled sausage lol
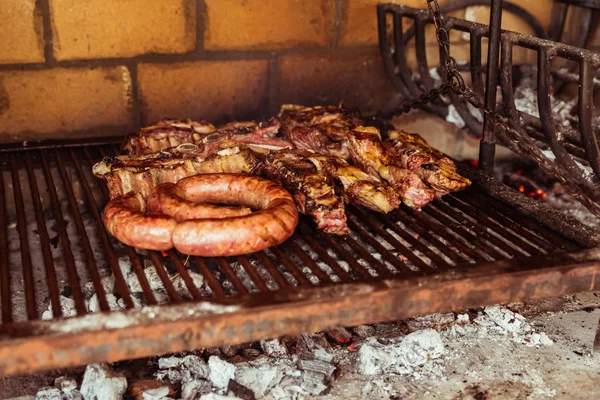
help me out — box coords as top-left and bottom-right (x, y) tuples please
(103, 174), (298, 257)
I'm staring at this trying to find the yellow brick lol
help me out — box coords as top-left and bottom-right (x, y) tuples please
(138, 60), (268, 124)
(339, 0), (462, 46)
(0, 0), (44, 64)
(50, 0), (196, 61)
(205, 0), (335, 50)
(0, 67), (134, 143)
(278, 50), (396, 115)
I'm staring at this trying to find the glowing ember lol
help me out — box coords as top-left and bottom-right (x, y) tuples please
(348, 342), (363, 351)
(161, 250), (168, 257)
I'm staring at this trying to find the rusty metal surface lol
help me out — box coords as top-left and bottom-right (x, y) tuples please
(379, 3), (600, 214)
(0, 250), (598, 377)
(0, 141), (598, 377)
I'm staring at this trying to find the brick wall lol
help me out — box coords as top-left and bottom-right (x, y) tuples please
(0, 0), (553, 143)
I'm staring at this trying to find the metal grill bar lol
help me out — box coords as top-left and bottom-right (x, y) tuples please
(25, 154), (62, 318)
(294, 228), (354, 282)
(149, 251), (182, 303)
(392, 208), (468, 264)
(194, 257), (227, 299)
(54, 150), (110, 312)
(346, 217), (411, 273)
(420, 205), (494, 261)
(254, 251), (290, 289)
(10, 154), (38, 320)
(69, 149), (135, 309)
(372, 211), (452, 269)
(39, 152), (88, 315)
(0, 169), (11, 323)
(442, 196), (543, 256)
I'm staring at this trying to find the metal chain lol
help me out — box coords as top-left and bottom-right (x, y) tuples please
(393, 0), (600, 217)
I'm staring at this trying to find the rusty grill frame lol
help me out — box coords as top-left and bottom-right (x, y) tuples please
(1, 2), (600, 379)
(377, 2), (600, 208)
(0, 140), (599, 377)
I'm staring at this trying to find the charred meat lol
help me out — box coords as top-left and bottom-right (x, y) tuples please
(257, 150), (350, 235)
(279, 104), (362, 159)
(93, 142), (262, 199)
(122, 119), (217, 155)
(386, 130), (471, 196)
(347, 126), (435, 209)
(302, 152), (400, 214)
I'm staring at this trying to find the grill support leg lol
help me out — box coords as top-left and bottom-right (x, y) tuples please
(478, 0), (504, 175)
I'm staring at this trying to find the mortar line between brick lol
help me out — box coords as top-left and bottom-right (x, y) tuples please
(127, 62), (142, 130)
(196, 0), (207, 53)
(38, 0), (56, 66)
(0, 45), (379, 71)
(332, 0), (346, 47)
(267, 57), (280, 116)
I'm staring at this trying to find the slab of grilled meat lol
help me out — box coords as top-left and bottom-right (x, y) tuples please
(93, 142), (262, 199)
(257, 150), (349, 235)
(122, 119), (218, 155)
(301, 151), (400, 214)
(347, 126), (435, 209)
(123, 118), (291, 155)
(279, 104), (361, 159)
(385, 130), (471, 196)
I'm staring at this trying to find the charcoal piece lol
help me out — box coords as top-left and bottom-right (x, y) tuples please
(227, 379), (256, 400)
(205, 347), (223, 357)
(241, 348), (262, 359)
(352, 324), (376, 338)
(326, 327), (353, 344)
(297, 359), (336, 377)
(260, 338), (287, 357)
(295, 333), (318, 355)
(220, 344), (240, 357)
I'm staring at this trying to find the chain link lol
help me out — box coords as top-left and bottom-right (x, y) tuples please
(393, 0), (600, 218)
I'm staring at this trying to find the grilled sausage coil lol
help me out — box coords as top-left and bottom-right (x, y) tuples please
(103, 174), (299, 257)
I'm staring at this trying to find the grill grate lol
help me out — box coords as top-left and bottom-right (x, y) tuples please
(0, 140), (599, 376)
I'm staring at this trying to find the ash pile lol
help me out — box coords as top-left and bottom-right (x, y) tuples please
(33, 303), (560, 400)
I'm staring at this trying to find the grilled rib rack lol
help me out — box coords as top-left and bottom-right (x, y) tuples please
(0, 139), (598, 377)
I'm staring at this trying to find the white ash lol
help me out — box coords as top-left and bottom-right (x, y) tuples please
(87, 293), (120, 313)
(208, 356), (236, 389)
(141, 386), (172, 399)
(228, 261), (258, 293)
(260, 338), (288, 358)
(235, 355), (306, 399)
(54, 376), (78, 393)
(249, 260), (279, 291)
(156, 354), (209, 384)
(35, 387), (63, 400)
(181, 379), (213, 400)
(41, 295), (79, 320)
(171, 270), (206, 299)
(541, 149), (595, 180)
(80, 363), (127, 400)
(356, 329), (446, 378)
(470, 305), (554, 347)
(117, 294), (143, 309)
(127, 265), (165, 293)
(199, 394), (242, 400)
